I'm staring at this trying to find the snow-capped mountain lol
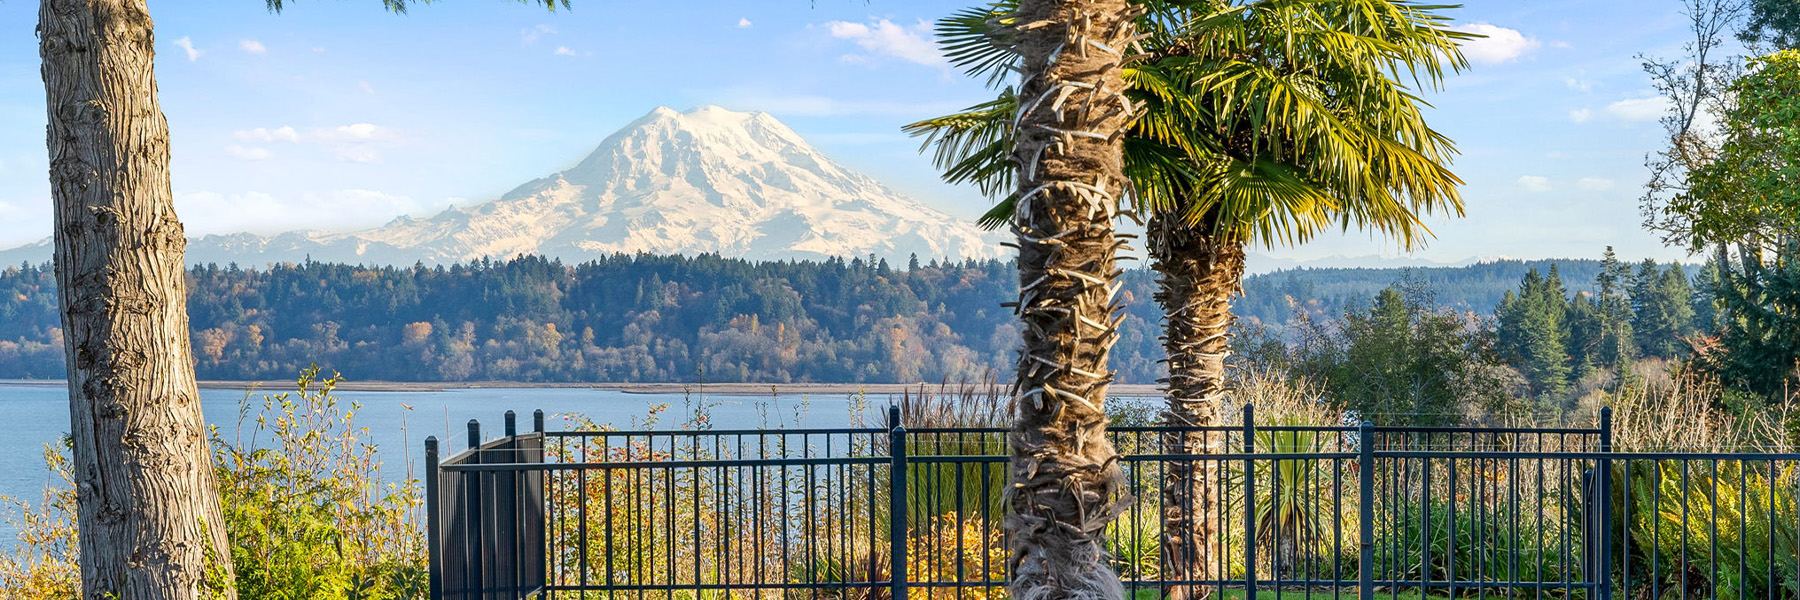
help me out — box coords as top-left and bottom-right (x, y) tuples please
(1, 106), (1006, 266)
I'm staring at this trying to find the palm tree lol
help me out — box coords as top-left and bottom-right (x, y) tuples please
(988, 1), (1140, 599)
(911, 1), (1467, 596)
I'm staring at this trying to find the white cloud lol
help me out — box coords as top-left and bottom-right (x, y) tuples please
(1516, 175), (1552, 193)
(1605, 96), (1670, 122)
(554, 46), (577, 56)
(738, 18), (753, 28)
(172, 37), (201, 61)
(317, 123), (398, 143)
(824, 19), (945, 67)
(333, 145), (382, 164)
(233, 126), (301, 143)
(359, 81), (377, 95)
(175, 189), (425, 236)
(1569, 108), (1592, 123)
(1448, 23), (1540, 64)
(227, 123), (398, 163)
(240, 39), (266, 54)
(224, 145), (272, 161)
(1577, 177), (1615, 191)
(521, 24), (556, 45)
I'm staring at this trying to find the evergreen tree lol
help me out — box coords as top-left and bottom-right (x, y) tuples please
(1295, 282), (1509, 424)
(1594, 247), (1637, 369)
(1495, 268), (1571, 398)
(1630, 260), (1697, 358)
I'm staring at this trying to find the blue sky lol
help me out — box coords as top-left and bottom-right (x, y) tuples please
(0, 0), (1733, 263)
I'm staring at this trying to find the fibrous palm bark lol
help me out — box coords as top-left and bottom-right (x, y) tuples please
(1005, 1), (1139, 600)
(39, 1), (236, 598)
(1148, 212), (1244, 600)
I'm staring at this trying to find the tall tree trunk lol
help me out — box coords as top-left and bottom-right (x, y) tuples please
(39, 1), (236, 598)
(1149, 214), (1245, 600)
(1005, 1), (1137, 599)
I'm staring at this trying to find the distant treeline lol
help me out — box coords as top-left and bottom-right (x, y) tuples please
(0, 253), (1629, 383)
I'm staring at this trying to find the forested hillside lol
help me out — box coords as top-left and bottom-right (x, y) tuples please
(0, 253), (1649, 383)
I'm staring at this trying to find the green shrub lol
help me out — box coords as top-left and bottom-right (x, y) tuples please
(1622, 460), (1800, 600)
(1, 368), (428, 600)
(215, 366), (427, 599)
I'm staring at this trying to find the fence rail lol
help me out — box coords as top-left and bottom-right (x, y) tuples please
(427, 407), (1800, 600)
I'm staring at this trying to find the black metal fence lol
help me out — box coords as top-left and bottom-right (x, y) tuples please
(427, 407), (1800, 600)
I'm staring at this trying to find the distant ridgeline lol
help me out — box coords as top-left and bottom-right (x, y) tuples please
(0, 254), (1604, 384)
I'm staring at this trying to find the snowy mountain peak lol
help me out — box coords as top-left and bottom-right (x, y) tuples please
(2, 106), (1007, 267)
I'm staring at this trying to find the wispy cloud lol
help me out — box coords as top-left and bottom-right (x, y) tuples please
(1563, 69), (1591, 92)
(520, 24), (556, 46)
(172, 37), (201, 61)
(228, 123), (399, 163)
(1604, 96), (1669, 121)
(1569, 108), (1592, 123)
(1448, 23), (1540, 64)
(738, 18), (753, 28)
(175, 189), (426, 235)
(240, 39), (267, 55)
(706, 87), (964, 117)
(824, 19), (945, 67)
(1516, 175), (1552, 193)
(1577, 177), (1615, 191)
(233, 126), (301, 143)
(224, 145), (272, 161)
(316, 123), (399, 143)
(554, 46), (577, 57)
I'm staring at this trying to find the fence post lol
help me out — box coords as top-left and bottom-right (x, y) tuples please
(426, 436), (441, 600)
(505, 410), (517, 438)
(534, 409), (546, 433)
(1242, 404), (1256, 599)
(465, 419), (483, 597)
(888, 405), (908, 600)
(1598, 407), (1614, 600)
(1359, 422), (1375, 600)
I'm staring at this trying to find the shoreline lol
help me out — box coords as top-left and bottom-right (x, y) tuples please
(3, 379), (1164, 397)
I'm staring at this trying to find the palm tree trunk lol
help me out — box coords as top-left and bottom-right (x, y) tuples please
(1006, 1), (1138, 599)
(1149, 214), (1245, 600)
(39, 1), (236, 598)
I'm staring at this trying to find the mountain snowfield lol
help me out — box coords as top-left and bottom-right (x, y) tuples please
(0, 106), (1007, 266)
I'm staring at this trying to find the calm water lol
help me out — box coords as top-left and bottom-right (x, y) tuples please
(0, 380), (880, 543)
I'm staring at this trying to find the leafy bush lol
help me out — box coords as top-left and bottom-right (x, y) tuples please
(1, 368), (428, 599)
(215, 366), (427, 599)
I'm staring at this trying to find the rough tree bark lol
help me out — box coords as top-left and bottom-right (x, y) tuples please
(39, 1), (236, 598)
(1005, 1), (1138, 599)
(1148, 213), (1244, 600)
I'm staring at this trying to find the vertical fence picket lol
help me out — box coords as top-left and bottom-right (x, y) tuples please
(1358, 422), (1376, 600)
(889, 406), (909, 600)
(427, 437), (442, 600)
(1243, 405), (1257, 600)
